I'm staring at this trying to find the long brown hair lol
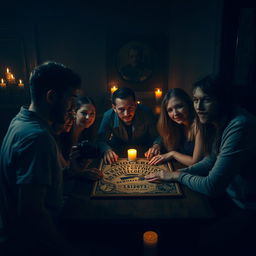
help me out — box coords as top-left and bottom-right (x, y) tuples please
(158, 88), (198, 151)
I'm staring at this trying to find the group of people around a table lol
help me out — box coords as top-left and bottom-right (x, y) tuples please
(0, 61), (255, 256)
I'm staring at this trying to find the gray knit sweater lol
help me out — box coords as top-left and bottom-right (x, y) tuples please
(178, 107), (256, 210)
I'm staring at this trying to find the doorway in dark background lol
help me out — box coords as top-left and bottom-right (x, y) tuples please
(219, 1), (256, 114)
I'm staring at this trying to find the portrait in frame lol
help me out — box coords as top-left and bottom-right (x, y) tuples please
(106, 33), (168, 93)
(117, 41), (153, 83)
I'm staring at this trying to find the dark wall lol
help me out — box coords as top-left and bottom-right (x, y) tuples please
(0, 0), (223, 142)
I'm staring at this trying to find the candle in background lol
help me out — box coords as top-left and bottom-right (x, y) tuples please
(110, 85), (118, 94)
(143, 231), (158, 256)
(6, 68), (12, 81)
(0, 78), (6, 87)
(154, 88), (162, 100)
(137, 101), (141, 104)
(18, 79), (24, 87)
(9, 74), (16, 84)
(127, 149), (137, 161)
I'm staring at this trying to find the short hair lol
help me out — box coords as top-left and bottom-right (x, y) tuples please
(111, 87), (136, 105)
(192, 74), (232, 106)
(29, 61), (81, 103)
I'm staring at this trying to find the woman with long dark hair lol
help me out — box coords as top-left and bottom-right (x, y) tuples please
(57, 96), (101, 181)
(59, 96), (97, 161)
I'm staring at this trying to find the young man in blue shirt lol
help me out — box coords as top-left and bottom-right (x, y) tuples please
(97, 87), (161, 164)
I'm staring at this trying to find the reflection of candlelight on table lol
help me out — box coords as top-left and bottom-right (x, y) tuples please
(18, 79), (24, 87)
(127, 149), (137, 161)
(110, 85), (118, 94)
(155, 105), (161, 115)
(0, 78), (6, 87)
(154, 88), (162, 100)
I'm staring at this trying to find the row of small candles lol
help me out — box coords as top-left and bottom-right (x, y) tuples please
(110, 85), (163, 100)
(0, 68), (24, 88)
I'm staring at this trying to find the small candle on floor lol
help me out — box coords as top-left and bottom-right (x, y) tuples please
(143, 231), (158, 256)
(127, 149), (137, 161)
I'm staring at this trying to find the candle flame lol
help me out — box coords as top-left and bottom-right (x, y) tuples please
(6, 68), (9, 73)
(1, 78), (3, 83)
(111, 85), (118, 93)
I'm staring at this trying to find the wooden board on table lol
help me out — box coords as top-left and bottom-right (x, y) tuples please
(91, 158), (183, 198)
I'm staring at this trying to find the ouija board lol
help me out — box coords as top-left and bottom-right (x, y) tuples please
(91, 158), (183, 198)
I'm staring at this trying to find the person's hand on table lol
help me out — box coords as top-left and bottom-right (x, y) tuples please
(145, 170), (181, 182)
(148, 152), (173, 165)
(103, 149), (119, 164)
(144, 144), (161, 160)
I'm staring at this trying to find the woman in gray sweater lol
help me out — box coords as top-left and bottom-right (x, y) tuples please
(145, 75), (256, 253)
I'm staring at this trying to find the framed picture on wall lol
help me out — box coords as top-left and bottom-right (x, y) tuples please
(106, 33), (168, 93)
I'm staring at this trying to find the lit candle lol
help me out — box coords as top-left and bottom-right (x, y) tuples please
(143, 231), (158, 256)
(18, 79), (24, 87)
(0, 78), (6, 88)
(127, 149), (137, 161)
(6, 68), (12, 81)
(9, 74), (16, 84)
(137, 101), (141, 104)
(154, 88), (162, 100)
(110, 85), (118, 94)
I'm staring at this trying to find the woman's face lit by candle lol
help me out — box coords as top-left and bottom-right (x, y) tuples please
(166, 96), (190, 126)
(76, 103), (96, 129)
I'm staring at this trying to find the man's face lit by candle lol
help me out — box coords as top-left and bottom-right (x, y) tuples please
(112, 96), (137, 125)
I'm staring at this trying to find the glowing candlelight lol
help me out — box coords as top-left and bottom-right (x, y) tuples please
(137, 101), (141, 104)
(155, 106), (161, 115)
(154, 88), (162, 99)
(0, 78), (6, 88)
(6, 68), (12, 81)
(143, 231), (158, 256)
(18, 79), (24, 87)
(9, 74), (16, 84)
(127, 149), (137, 161)
(110, 85), (118, 94)
(143, 231), (158, 247)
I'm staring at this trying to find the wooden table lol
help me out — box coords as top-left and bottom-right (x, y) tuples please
(62, 168), (214, 222)
(61, 156), (215, 255)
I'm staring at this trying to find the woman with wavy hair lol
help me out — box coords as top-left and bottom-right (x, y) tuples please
(59, 96), (97, 161)
(149, 88), (204, 166)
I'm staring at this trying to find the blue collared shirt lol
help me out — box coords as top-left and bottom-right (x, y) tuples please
(97, 104), (161, 154)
